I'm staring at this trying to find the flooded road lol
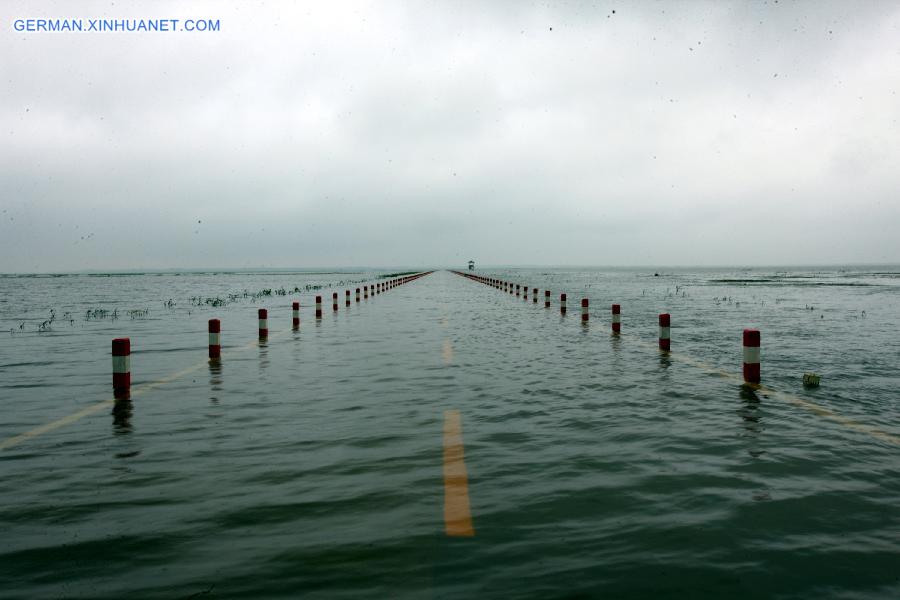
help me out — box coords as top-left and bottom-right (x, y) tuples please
(1, 267), (899, 599)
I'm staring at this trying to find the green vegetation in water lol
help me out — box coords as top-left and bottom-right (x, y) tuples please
(191, 296), (227, 307)
(85, 308), (118, 320)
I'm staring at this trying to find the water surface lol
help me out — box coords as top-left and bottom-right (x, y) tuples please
(1, 267), (899, 599)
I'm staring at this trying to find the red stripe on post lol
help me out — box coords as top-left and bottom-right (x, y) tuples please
(112, 338), (130, 355)
(743, 328), (760, 347)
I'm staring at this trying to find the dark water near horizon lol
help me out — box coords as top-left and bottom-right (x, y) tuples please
(1, 267), (899, 599)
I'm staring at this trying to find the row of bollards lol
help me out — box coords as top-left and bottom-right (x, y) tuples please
(110, 272), (433, 397)
(453, 271), (762, 385)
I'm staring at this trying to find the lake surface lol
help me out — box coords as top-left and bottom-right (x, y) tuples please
(1, 266), (899, 599)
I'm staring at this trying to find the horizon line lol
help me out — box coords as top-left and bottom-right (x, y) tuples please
(2, 262), (900, 276)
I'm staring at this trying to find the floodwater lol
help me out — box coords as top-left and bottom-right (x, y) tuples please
(1, 267), (899, 599)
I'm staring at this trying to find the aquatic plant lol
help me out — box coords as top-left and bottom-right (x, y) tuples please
(85, 308), (118, 320)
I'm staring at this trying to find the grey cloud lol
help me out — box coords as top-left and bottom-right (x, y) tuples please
(1, 0), (899, 271)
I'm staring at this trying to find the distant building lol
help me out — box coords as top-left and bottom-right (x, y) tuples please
(468, 260), (475, 271)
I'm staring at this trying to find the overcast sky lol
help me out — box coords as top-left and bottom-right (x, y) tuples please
(1, 1), (899, 272)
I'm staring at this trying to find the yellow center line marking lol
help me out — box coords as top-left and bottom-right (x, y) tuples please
(443, 409), (475, 537)
(442, 339), (453, 365)
(0, 329), (290, 451)
(628, 336), (900, 447)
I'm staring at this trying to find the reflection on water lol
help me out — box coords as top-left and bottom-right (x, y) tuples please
(209, 359), (223, 404)
(258, 338), (269, 371)
(738, 384), (763, 439)
(658, 352), (672, 370)
(610, 334), (622, 352)
(111, 395), (133, 434)
(2, 269), (899, 599)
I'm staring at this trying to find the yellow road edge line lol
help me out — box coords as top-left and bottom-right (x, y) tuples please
(0, 329), (291, 451)
(442, 339), (454, 366)
(0, 399), (115, 451)
(455, 275), (900, 446)
(628, 336), (900, 447)
(443, 409), (475, 537)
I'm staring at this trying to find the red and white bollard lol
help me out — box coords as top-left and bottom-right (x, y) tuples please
(743, 329), (761, 383)
(545, 290), (550, 308)
(292, 301), (300, 328)
(112, 337), (130, 396)
(209, 319), (221, 359)
(611, 304), (621, 334)
(581, 298), (589, 322)
(258, 308), (268, 338)
(345, 290), (350, 307)
(533, 289), (538, 303)
(560, 293), (567, 313)
(516, 284), (520, 297)
(356, 288), (360, 302)
(659, 314), (670, 351)
(524, 286), (529, 300)
(333, 292), (338, 311)
(315, 296), (322, 319)
(364, 286), (369, 299)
